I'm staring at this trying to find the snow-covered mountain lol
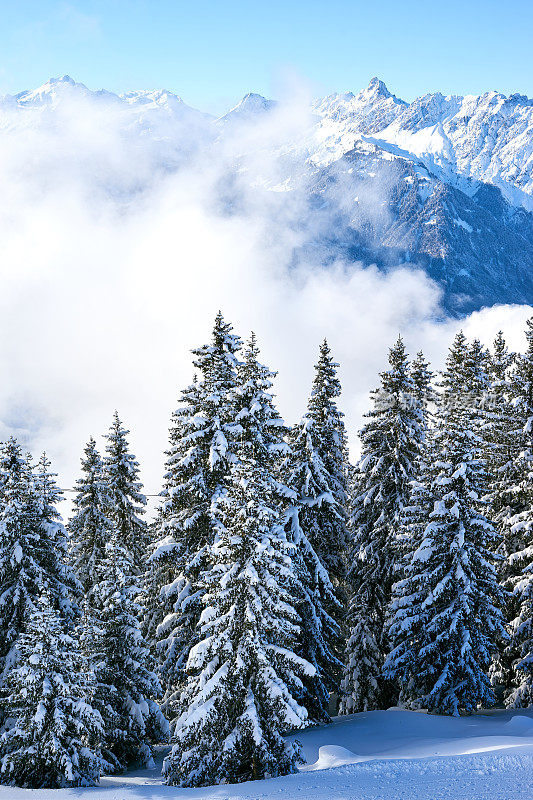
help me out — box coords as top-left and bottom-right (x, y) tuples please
(303, 139), (532, 313)
(218, 92), (277, 125)
(311, 79), (533, 211)
(6, 74), (209, 118)
(1, 74), (213, 141)
(1, 75), (532, 314)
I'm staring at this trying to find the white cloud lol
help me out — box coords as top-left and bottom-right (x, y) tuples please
(0, 85), (530, 516)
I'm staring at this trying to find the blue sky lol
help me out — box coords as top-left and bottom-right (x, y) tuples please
(0, 0), (531, 113)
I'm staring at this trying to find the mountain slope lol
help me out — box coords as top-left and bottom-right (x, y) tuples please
(302, 140), (533, 313)
(312, 79), (533, 211)
(1, 75), (531, 315)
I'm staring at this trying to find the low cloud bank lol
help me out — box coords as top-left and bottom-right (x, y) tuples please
(0, 83), (530, 511)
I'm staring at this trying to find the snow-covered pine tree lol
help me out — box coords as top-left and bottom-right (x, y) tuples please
(236, 335), (338, 723)
(508, 550), (533, 707)
(34, 452), (80, 624)
(465, 335), (493, 480)
(0, 439), (79, 684)
(397, 349), (435, 556)
(104, 412), (148, 575)
(34, 452), (63, 530)
(68, 438), (114, 593)
(465, 335), (492, 462)
(289, 339), (348, 584)
(0, 594), (102, 788)
(372, 350), (435, 711)
(466, 338), (491, 400)
(85, 532), (168, 771)
(142, 378), (205, 649)
(342, 336), (424, 712)
(502, 318), (533, 706)
(411, 350), (436, 412)
(384, 333), (506, 714)
(340, 590), (383, 713)
(484, 332), (516, 516)
(382, 472), (434, 707)
(400, 349), (435, 550)
(147, 313), (242, 717)
(285, 340), (346, 721)
(163, 334), (312, 788)
(482, 332), (520, 692)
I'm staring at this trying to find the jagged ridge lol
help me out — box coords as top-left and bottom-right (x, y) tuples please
(1, 75), (532, 314)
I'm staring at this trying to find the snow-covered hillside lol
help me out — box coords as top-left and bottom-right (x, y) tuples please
(1, 75), (532, 314)
(2, 709), (531, 799)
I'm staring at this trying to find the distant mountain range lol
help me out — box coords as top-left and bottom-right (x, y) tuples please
(2, 75), (532, 315)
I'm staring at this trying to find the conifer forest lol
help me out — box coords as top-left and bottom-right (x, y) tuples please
(1, 310), (533, 789)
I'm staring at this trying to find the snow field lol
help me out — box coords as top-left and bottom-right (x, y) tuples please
(2, 709), (532, 799)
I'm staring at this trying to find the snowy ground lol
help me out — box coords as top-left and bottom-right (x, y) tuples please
(2, 709), (533, 799)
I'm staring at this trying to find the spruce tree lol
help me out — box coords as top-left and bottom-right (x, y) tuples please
(447, 331), (491, 441)
(466, 338), (491, 400)
(411, 350), (436, 411)
(147, 313), (242, 716)
(290, 339), (348, 583)
(342, 336), (424, 712)
(163, 334), (311, 788)
(483, 332), (519, 692)
(285, 340), (346, 721)
(0, 595), (102, 788)
(502, 318), (533, 706)
(143, 377), (204, 701)
(0, 439), (78, 682)
(396, 349), (435, 556)
(382, 475), (433, 707)
(85, 533), (168, 771)
(104, 412), (148, 575)
(485, 332), (517, 527)
(507, 560), (533, 707)
(34, 452), (64, 535)
(34, 452), (80, 623)
(384, 334), (506, 714)
(340, 593), (382, 713)
(68, 438), (113, 593)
